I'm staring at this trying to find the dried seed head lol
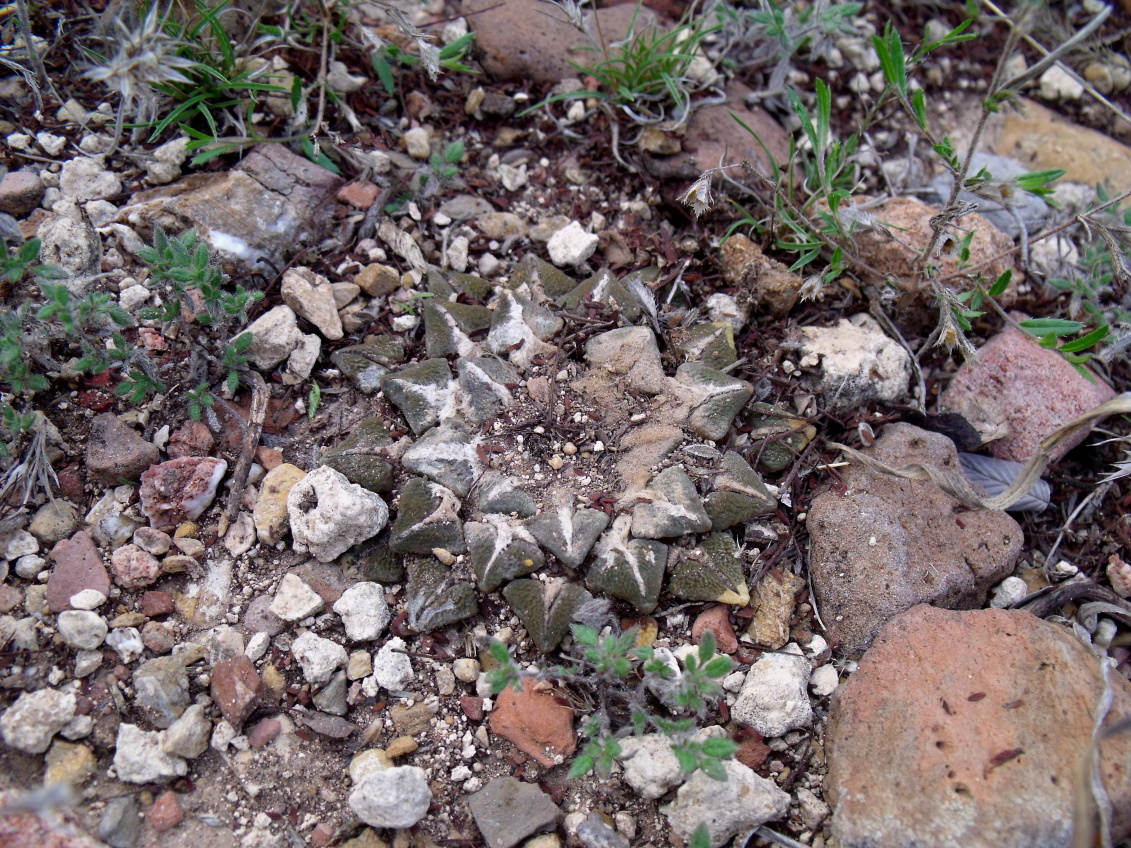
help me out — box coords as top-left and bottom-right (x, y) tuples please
(678, 174), (714, 218)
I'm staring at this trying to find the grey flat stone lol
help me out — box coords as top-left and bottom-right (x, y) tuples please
(469, 776), (561, 848)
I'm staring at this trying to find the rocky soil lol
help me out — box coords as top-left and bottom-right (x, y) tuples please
(2, 2), (1131, 848)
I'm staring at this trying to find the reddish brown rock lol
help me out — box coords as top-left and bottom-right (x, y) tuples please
(85, 412), (160, 485)
(490, 685), (576, 768)
(148, 790), (184, 832)
(0, 789), (107, 847)
(167, 420), (216, 459)
(734, 734), (771, 770)
(210, 655), (263, 727)
(826, 605), (1131, 848)
(139, 457), (228, 530)
(109, 544), (161, 589)
(247, 717), (282, 748)
(255, 446), (283, 470)
(141, 620), (175, 654)
(808, 423), (1023, 656)
(691, 605), (738, 654)
(460, 696), (485, 721)
(57, 464), (85, 501)
(0, 169), (46, 216)
(46, 531), (111, 613)
(337, 181), (379, 210)
(138, 591), (175, 617)
(941, 322), (1117, 464)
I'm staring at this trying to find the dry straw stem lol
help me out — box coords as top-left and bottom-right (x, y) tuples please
(830, 392), (1131, 511)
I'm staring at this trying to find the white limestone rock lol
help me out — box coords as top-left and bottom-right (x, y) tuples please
(291, 631), (348, 686)
(731, 642), (813, 738)
(333, 582), (391, 642)
(0, 689), (77, 754)
(372, 636), (414, 691)
(349, 766), (432, 828)
(269, 573), (325, 622)
(241, 305), (302, 370)
(547, 221), (598, 267)
(287, 465), (389, 562)
(661, 760), (789, 848)
(114, 723), (187, 783)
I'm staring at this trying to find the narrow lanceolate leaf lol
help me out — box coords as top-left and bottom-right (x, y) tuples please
(1019, 318), (1083, 337)
(1058, 324), (1109, 353)
(911, 88), (928, 130)
(987, 269), (1011, 298)
(788, 88), (817, 153)
(814, 78), (831, 158)
(873, 25), (908, 96)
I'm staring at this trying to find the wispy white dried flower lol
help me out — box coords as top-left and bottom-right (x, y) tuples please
(83, 4), (196, 103)
(799, 274), (825, 302)
(555, 0), (589, 31)
(678, 174), (714, 218)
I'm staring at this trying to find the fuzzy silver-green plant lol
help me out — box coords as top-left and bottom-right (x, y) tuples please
(82, 3), (199, 151)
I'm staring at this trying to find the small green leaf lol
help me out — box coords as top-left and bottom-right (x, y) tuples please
(568, 755), (595, 779)
(1058, 324), (1109, 352)
(16, 238), (42, 264)
(673, 746), (697, 774)
(988, 269), (1012, 298)
(572, 624), (599, 646)
(1019, 318), (1084, 337)
(703, 656), (733, 678)
(308, 382), (321, 419)
(489, 641), (510, 663)
(291, 74), (303, 112)
(373, 54), (397, 96)
(690, 824), (712, 848)
(698, 631), (716, 664)
(911, 88), (928, 129)
(701, 737), (738, 758)
(700, 756), (728, 781)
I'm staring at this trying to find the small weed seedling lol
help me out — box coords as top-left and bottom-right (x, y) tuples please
(682, 3), (1118, 374)
(523, 0), (725, 170)
(487, 624), (737, 782)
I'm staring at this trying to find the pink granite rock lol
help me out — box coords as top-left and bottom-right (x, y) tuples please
(109, 543), (161, 589)
(461, 0), (658, 84)
(247, 717), (282, 748)
(826, 605), (1131, 848)
(167, 419), (216, 459)
(148, 790), (184, 832)
(139, 457), (228, 530)
(210, 655), (263, 728)
(692, 604), (739, 654)
(46, 531), (111, 613)
(941, 322), (1117, 463)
